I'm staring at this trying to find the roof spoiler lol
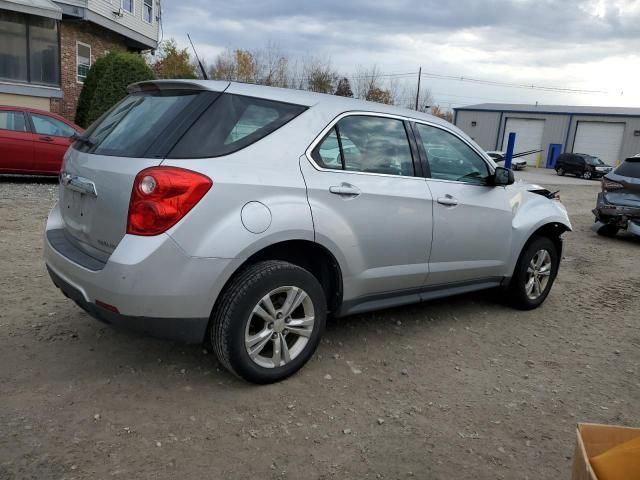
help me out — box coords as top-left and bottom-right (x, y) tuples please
(127, 80), (230, 94)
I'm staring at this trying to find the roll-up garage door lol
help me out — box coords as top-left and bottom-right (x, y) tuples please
(501, 118), (545, 166)
(573, 122), (625, 165)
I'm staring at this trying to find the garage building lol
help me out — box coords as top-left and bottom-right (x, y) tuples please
(453, 104), (640, 167)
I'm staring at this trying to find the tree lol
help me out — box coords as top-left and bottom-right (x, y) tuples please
(75, 52), (117, 128)
(235, 49), (259, 83)
(257, 42), (290, 87)
(209, 48), (259, 83)
(400, 83), (434, 112)
(86, 52), (155, 126)
(303, 58), (337, 94)
(352, 65), (394, 104)
(150, 39), (197, 79)
(334, 77), (353, 97)
(366, 86), (394, 105)
(431, 105), (454, 123)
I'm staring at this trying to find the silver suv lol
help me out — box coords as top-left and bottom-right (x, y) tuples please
(44, 80), (571, 383)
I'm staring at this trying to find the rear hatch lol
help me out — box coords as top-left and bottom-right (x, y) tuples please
(605, 158), (640, 209)
(59, 81), (228, 261)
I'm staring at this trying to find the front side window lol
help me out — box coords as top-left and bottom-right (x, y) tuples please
(76, 42), (91, 83)
(585, 156), (605, 166)
(168, 94), (306, 158)
(143, 0), (153, 22)
(312, 115), (414, 177)
(31, 114), (75, 137)
(0, 11), (59, 86)
(122, 0), (134, 13)
(416, 123), (489, 184)
(0, 111), (27, 132)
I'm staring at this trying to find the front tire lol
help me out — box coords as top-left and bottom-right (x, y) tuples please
(210, 260), (326, 384)
(583, 170), (593, 180)
(508, 236), (559, 310)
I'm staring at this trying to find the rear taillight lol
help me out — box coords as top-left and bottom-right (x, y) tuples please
(127, 167), (212, 236)
(602, 178), (624, 192)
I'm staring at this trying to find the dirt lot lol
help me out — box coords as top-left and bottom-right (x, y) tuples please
(1, 174), (639, 480)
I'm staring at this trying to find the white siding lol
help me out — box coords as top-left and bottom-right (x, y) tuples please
(87, 0), (159, 44)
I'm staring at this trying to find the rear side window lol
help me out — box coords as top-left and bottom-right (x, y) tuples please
(311, 115), (415, 176)
(0, 111), (27, 132)
(168, 94), (306, 158)
(615, 158), (640, 178)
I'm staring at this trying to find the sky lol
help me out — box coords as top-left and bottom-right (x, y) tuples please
(160, 0), (640, 110)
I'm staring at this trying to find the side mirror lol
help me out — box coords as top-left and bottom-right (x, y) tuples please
(493, 166), (515, 186)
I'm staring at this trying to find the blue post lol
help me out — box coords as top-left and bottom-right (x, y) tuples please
(504, 132), (516, 169)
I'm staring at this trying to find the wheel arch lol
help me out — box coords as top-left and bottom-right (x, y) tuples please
(210, 239), (344, 320)
(509, 220), (571, 279)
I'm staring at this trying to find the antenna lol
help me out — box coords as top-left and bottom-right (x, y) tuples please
(187, 33), (208, 80)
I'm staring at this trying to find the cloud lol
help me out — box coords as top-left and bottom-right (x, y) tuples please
(160, 0), (640, 107)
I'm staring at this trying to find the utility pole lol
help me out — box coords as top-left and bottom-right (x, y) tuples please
(415, 66), (422, 111)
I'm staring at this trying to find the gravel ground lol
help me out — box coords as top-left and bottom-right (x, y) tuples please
(1, 175), (639, 480)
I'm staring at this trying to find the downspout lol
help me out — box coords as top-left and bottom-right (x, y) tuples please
(563, 114), (574, 153)
(494, 111), (504, 150)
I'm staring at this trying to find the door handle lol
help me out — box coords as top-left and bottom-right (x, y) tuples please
(437, 195), (458, 206)
(39, 136), (54, 142)
(329, 183), (360, 197)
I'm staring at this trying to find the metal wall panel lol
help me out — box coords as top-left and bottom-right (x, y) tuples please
(454, 110), (501, 151)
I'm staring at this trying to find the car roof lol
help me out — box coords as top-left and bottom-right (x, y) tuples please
(0, 105), (81, 129)
(129, 79), (456, 130)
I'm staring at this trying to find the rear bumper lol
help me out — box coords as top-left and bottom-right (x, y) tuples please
(593, 192), (640, 230)
(44, 202), (238, 343)
(47, 266), (208, 343)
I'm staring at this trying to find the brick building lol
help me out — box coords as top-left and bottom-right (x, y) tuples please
(0, 0), (160, 121)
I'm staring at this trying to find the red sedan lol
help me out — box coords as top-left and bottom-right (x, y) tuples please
(0, 106), (84, 176)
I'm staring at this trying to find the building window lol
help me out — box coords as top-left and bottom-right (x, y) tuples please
(143, 0), (153, 23)
(122, 0), (134, 14)
(76, 42), (91, 83)
(0, 10), (59, 87)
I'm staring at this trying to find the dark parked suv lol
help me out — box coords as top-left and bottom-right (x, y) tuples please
(555, 153), (613, 179)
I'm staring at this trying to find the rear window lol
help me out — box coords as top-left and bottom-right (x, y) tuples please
(167, 94), (306, 158)
(615, 158), (640, 178)
(77, 90), (203, 157)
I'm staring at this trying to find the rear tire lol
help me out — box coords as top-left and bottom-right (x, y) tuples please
(556, 167), (565, 176)
(210, 260), (326, 384)
(508, 236), (559, 310)
(596, 224), (619, 237)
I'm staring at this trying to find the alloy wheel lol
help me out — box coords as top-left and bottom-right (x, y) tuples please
(244, 286), (315, 369)
(525, 249), (552, 300)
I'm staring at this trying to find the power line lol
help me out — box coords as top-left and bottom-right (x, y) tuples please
(418, 70), (606, 94)
(337, 70), (608, 95)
